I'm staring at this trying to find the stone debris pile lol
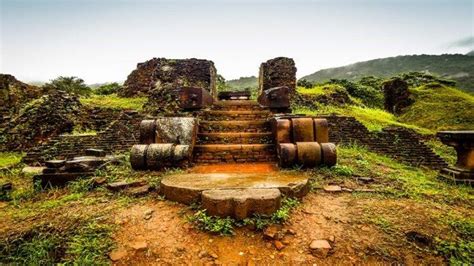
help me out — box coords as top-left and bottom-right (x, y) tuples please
(130, 117), (197, 170)
(33, 148), (121, 188)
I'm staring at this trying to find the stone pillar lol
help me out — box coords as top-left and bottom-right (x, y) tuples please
(258, 57), (296, 112)
(437, 131), (474, 186)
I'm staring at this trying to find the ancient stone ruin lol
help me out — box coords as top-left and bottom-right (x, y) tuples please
(382, 77), (413, 114)
(437, 131), (474, 186)
(126, 57), (337, 218)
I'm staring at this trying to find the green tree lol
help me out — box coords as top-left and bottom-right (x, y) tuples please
(216, 74), (230, 92)
(43, 76), (92, 96)
(94, 82), (122, 95)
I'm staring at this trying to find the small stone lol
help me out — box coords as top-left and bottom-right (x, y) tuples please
(328, 236), (335, 242)
(274, 240), (285, 251)
(21, 166), (45, 175)
(263, 225), (281, 240)
(125, 185), (151, 197)
(287, 229), (296, 235)
(309, 240), (332, 258)
(269, 254), (275, 259)
(198, 250), (208, 258)
(323, 185), (342, 192)
(358, 177), (374, 183)
(92, 177), (107, 187)
(210, 252), (219, 259)
(130, 241), (148, 251)
(144, 209), (154, 216)
(341, 187), (353, 192)
(109, 249), (128, 261)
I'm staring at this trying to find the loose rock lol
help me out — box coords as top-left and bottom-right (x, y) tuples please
(323, 185), (342, 192)
(309, 240), (332, 258)
(109, 249), (128, 261)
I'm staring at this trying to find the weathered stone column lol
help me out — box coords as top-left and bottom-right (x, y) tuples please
(258, 57), (296, 112)
(437, 131), (474, 186)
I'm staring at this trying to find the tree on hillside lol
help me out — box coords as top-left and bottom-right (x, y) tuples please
(43, 76), (92, 96)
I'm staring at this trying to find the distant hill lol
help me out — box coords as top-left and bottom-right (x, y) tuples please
(301, 54), (474, 93)
(226, 76), (258, 90)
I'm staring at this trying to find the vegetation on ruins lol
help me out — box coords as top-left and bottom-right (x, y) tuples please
(187, 197), (301, 236)
(80, 94), (147, 111)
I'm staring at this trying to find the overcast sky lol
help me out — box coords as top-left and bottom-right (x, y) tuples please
(1, 0), (473, 84)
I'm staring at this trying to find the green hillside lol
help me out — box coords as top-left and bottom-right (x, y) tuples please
(226, 76), (258, 90)
(301, 54), (474, 93)
(294, 75), (474, 134)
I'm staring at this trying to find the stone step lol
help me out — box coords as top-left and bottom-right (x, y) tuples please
(159, 171), (310, 213)
(193, 144), (276, 163)
(199, 120), (270, 133)
(197, 132), (273, 144)
(201, 110), (271, 121)
(211, 100), (264, 111)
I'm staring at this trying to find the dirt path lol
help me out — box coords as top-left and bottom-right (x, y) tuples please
(111, 192), (445, 265)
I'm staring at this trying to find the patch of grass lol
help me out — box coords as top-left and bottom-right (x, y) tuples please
(369, 215), (393, 233)
(294, 105), (431, 134)
(0, 221), (115, 264)
(400, 84), (474, 131)
(0, 152), (24, 168)
(80, 94), (147, 110)
(424, 138), (457, 166)
(187, 198), (300, 235)
(64, 221), (115, 264)
(435, 239), (473, 265)
(188, 210), (235, 236)
(64, 128), (98, 136)
(296, 84), (344, 96)
(332, 144), (473, 204)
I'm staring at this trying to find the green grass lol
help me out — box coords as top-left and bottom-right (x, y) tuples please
(314, 144), (473, 204)
(0, 152), (24, 168)
(294, 105), (432, 133)
(0, 221), (114, 264)
(399, 84), (474, 131)
(296, 84), (344, 96)
(80, 93), (147, 110)
(187, 197), (300, 235)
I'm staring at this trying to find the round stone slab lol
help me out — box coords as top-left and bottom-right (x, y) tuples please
(202, 188), (281, 219)
(160, 172), (310, 205)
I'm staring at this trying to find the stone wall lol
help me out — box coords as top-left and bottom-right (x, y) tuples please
(259, 57), (297, 95)
(0, 74), (43, 114)
(23, 111), (144, 164)
(119, 58), (217, 98)
(319, 115), (448, 169)
(81, 107), (123, 132)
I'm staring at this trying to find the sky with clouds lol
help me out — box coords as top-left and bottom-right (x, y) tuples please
(1, 0), (473, 83)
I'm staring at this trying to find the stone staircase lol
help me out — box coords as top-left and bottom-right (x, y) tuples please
(194, 100), (277, 164)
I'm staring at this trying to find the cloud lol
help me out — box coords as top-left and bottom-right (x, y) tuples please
(447, 36), (474, 48)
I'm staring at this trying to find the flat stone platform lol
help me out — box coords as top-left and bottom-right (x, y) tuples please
(160, 164), (310, 216)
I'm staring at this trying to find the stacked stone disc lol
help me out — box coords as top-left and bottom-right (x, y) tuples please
(272, 117), (337, 168)
(130, 118), (196, 170)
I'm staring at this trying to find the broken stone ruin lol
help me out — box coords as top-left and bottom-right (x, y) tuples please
(126, 57), (338, 219)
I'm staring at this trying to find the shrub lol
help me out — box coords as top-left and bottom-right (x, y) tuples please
(94, 82), (122, 95)
(297, 79), (314, 88)
(329, 79), (383, 108)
